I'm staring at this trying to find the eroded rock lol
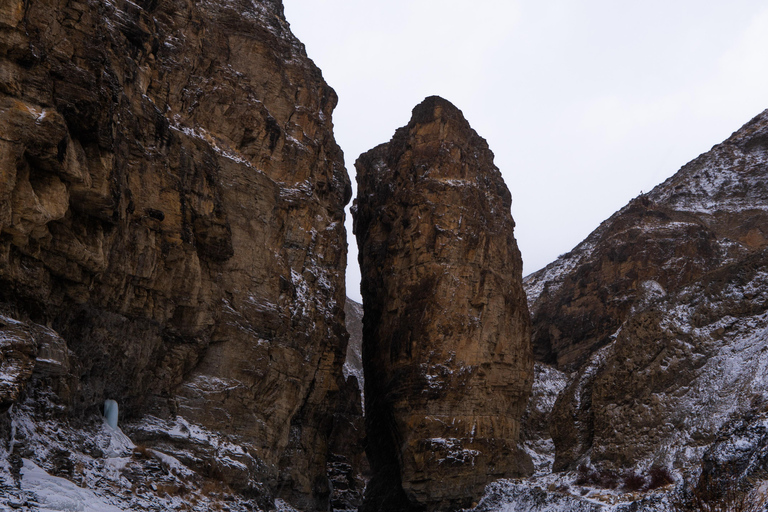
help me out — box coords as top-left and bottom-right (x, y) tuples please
(0, 315), (37, 410)
(354, 96), (533, 511)
(526, 111), (768, 372)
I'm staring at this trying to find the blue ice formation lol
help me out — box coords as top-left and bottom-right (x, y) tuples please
(104, 399), (118, 429)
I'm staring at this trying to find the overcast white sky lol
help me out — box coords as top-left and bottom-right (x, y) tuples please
(283, 0), (768, 303)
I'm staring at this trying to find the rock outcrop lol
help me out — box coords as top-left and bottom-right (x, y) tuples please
(343, 297), (364, 390)
(525, 109), (768, 482)
(354, 96), (533, 511)
(0, 0), (350, 509)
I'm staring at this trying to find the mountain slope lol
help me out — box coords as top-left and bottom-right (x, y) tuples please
(526, 109), (768, 372)
(515, 109), (768, 509)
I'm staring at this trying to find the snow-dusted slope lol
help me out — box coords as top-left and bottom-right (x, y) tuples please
(522, 363), (569, 476)
(525, 109), (768, 372)
(18, 459), (123, 512)
(506, 110), (768, 512)
(0, 397), (299, 511)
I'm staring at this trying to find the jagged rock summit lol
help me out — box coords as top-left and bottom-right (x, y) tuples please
(527, 109), (768, 373)
(354, 96), (534, 512)
(545, 109), (768, 473)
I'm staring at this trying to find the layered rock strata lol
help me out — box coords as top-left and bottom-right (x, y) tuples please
(525, 109), (768, 477)
(354, 96), (533, 511)
(0, 0), (350, 508)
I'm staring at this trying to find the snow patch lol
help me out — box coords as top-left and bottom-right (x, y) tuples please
(20, 458), (123, 512)
(426, 437), (481, 466)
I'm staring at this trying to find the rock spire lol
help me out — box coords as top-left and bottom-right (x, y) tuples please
(354, 96), (534, 511)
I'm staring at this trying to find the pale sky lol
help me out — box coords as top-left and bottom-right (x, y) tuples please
(283, 0), (768, 303)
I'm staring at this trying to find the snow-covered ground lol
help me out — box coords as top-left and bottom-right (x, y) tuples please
(0, 403), (280, 511)
(469, 477), (674, 512)
(18, 458), (124, 512)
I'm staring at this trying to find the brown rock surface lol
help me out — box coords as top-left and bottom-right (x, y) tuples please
(549, 246), (768, 474)
(526, 111), (768, 373)
(525, 110), (768, 473)
(0, 0), (350, 508)
(354, 96), (533, 511)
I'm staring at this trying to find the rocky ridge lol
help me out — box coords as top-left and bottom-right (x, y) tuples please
(0, 0), (351, 509)
(354, 96), (533, 511)
(526, 110), (768, 371)
(508, 109), (768, 510)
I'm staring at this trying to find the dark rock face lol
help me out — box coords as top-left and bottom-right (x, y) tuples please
(695, 408), (768, 502)
(354, 96), (533, 511)
(327, 373), (368, 511)
(344, 297), (364, 387)
(0, 0), (350, 508)
(525, 110), (768, 476)
(326, 297), (369, 511)
(0, 315), (40, 411)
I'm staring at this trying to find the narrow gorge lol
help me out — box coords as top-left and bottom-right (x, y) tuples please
(1, 0), (768, 511)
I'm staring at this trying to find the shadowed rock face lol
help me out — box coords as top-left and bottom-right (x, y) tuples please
(0, 0), (350, 508)
(354, 96), (533, 512)
(326, 297), (369, 511)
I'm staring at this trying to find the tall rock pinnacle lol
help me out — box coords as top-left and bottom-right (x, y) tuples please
(353, 96), (534, 511)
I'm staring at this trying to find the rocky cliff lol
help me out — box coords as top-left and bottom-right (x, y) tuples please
(3, 0), (767, 509)
(0, 0), (351, 510)
(353, 96), (533, 511)
(506, 109), (768, 510)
